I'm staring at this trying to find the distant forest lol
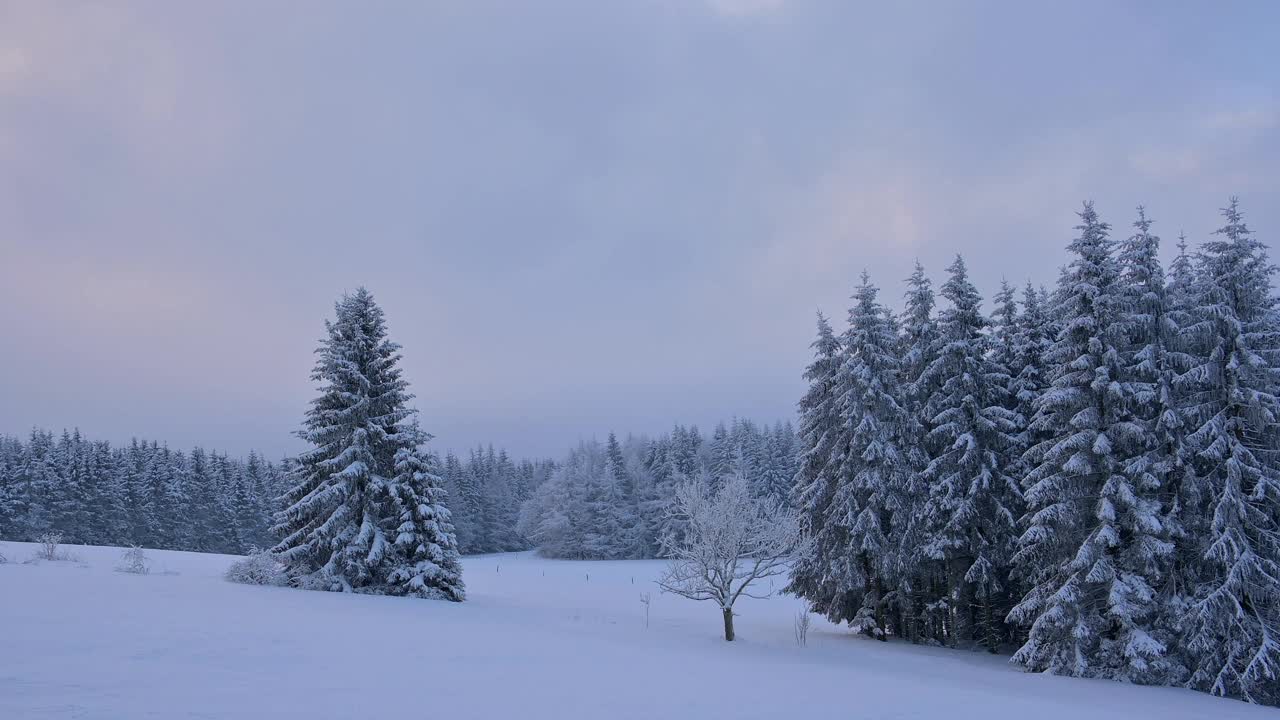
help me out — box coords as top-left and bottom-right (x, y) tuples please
(0, 417), (797, 558)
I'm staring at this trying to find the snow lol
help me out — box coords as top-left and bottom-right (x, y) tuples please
(0, 541), (1271, 720)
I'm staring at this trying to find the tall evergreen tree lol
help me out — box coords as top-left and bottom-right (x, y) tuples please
(789, 313), (848, 617)
(1008, 283), (1052, 481)
(896, 261), (942, 641)
(1010, 202), (1168, 681)
(1162, 233), (1205, 613)
(919, 256), (1022, 651)
(1117, 207), (1193, 681)
(1181, 200), (1280, 704)
(791, 276), (907, 638)
(272, 288), (463, 600)
(1008, 199), (1172, 676)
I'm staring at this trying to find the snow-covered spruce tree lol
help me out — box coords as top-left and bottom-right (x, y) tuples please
(1006, 281), (1057, 651)
(272, 288), (464, 601)
(439, 452), (477, 553)
(1161, 233), (1207, 618)
(788, 312), (848, 617)
(657, 424), (704, 553)
(1008, 283), (1053, 483)
(839, 277), (910, 640)
(605, 431), (643, 556)
(93, 440), (131, 546)
(658, 472), (803, 641)
(239, 451), (274, 550)
(919, 256), (1022, 652)
(708, 421), (736, 487)
(1181, 200), (1280, 705)
(791, 275), (908, 638)
(990, 281), (1022, 417)
(0, 437), (22, 540)
(49, 430), (90, 543)
(208, 452), (243, 553)
(895, 261), (942, 641)
(1009, 202), (1169, 681)
(1117, 207), (1194, 682)
(755, 422), (797, 509)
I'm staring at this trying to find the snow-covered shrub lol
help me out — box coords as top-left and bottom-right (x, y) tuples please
(225, 548), (288, 587)
(36, 532), (63, 561)
(116, 546), (150, 575)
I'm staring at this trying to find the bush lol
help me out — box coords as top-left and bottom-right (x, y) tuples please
(35, 532), (63, 561)
(225, 548), (288, 587)
(116, 546), (151, 574)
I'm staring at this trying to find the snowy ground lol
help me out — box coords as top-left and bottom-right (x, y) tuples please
(0, 542), (1271, 720)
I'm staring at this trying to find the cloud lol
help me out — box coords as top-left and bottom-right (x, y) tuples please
(1, 1), (1277, 458)
(1129, 148), (1203, 182)
(705, 0), (788, 19)
(1203, 107), (1278, 132)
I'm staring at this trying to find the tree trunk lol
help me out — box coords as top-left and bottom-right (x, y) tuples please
(722, 607), (735, 641)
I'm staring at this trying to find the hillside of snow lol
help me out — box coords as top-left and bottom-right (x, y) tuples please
(0, 541), (1270, 720)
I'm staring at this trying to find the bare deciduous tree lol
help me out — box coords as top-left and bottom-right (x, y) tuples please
(794, 610), (811, 647)
(657, 474), (804, 641)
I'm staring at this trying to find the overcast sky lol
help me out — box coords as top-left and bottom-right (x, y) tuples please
(2, 0), (1277, 460)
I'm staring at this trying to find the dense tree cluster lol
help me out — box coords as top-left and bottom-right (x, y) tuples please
(789, 200), (1280, 706)
(0, 428), (548, 562)
(439, 446), (555, 555)
(518, 419), (799, 559)
(0, 429), (284, 554)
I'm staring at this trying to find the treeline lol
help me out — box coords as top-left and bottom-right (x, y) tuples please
(518, 418), (799, 559)
(0, 429), (554, 558)
(0, 419), (801, 563)
(0, 429), (285, 553)
(789, 200), (1279, 705)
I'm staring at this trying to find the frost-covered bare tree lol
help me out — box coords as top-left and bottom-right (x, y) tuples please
(658, 473), (803, 641)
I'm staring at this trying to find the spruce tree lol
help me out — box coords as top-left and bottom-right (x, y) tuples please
(897, 261), (942, 641)
(1010, 202), (1168, 681)
(94, 440), (130, 545)
(791, 276), (907, 638)
(919, 256), (1022, 651)
(1008, 283), (1052, 481)
(838, 275), (908, 638)
(788, 313), (847, 617)
(272, 288), (463, 600)
(708, 422), (735, 485)
(1181, 200), (1280, 704)
(1162, 234), (1205, 615)
(1117, 207), (1192, 681)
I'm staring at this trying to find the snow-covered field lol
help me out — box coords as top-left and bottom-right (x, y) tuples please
(0, 542), (1270, 720)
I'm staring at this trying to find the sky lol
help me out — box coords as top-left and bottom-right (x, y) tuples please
(2, 0), (1278, 460)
